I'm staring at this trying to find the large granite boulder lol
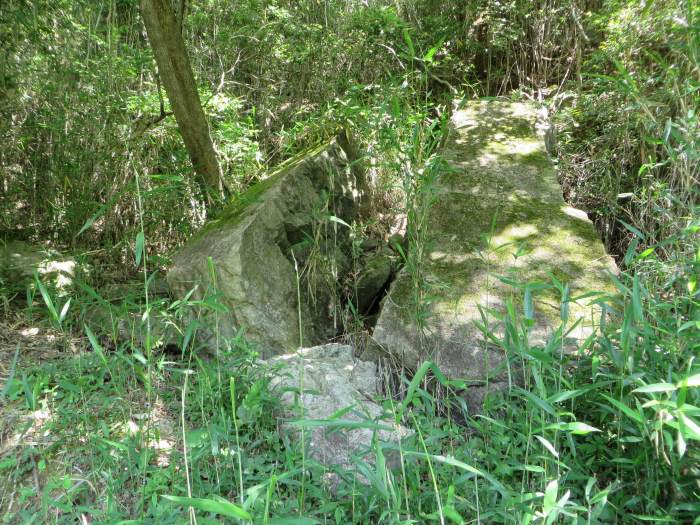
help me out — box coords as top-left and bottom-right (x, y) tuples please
(167, 136), (367, 354)
(373, 101), (617, 389)
(265, 344), (410, 477)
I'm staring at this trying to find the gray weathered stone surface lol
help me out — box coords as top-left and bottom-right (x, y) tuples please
(265, 343), (410, 473)
(167, 137), (366, 354)
(354, 247), (394, 314)
(373, 100), (617, 384)
(1, 241), (76, 292)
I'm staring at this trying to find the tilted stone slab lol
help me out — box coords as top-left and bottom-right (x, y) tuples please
(374, 101), (617, 384)
(167, 137), (364, 354)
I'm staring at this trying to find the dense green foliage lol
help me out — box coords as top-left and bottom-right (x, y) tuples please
(1, 0), (606, 254)
(555, 1), (699, 259)
(0, 0), (698, 523)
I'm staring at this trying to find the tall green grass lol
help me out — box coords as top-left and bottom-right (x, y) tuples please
(2, 2), (698, 520)
(2, 208), (697, 524)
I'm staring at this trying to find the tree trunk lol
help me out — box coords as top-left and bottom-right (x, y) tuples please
(140, 0), (221, 193)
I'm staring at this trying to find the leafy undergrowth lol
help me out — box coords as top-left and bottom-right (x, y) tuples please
(2, 229), (699, 525)
(2, 1), (698, 522)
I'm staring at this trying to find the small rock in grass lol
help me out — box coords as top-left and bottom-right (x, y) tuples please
(264, 343), (411, 481)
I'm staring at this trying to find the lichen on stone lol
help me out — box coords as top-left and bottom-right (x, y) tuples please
(374, 100), (618, 384)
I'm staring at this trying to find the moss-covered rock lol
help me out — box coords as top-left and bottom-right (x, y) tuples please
(354, 246), (395, 314)
(373, 100), (617, 386)
(167, 137), (367, 354)
(1, 241), (76, 294)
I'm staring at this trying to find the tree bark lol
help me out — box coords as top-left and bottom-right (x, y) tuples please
(140, 0), (221, 192)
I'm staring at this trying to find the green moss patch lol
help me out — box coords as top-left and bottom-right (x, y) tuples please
(377, 100), (617, 358)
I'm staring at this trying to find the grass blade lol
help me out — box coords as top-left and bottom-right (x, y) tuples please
(162, 495), (252, 520)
